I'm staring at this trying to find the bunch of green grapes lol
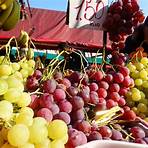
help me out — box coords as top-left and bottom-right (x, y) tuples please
(126, 57), (148, 121)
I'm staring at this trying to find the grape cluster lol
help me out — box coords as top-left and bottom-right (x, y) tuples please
(103, 0), (145, 50)
(126, 57), (148, 121)
(0, 56), (68, 147)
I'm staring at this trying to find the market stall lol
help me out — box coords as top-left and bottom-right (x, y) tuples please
(0, 0), (148, 148)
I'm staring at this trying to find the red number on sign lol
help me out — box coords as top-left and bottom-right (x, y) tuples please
(95, 1), (104, 19)
(75, 0), (85, 20)
(84, 0), (96, 20)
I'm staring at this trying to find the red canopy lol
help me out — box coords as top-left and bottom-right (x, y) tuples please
(0, 8), (111, 51)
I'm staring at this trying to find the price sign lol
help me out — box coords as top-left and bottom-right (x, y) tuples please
(69, 0), (108, 30)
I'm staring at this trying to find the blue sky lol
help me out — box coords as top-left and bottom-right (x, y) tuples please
(29, 0), (148, 16)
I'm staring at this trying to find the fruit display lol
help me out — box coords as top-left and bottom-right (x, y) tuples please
(0, 0), (147, 147)
(0, 0), (20, 31)
(103, 0), (145, 51)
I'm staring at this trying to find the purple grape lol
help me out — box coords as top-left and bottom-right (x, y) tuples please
(87, 131), (102, 142)
(54, 112), (71, 125)
(43, 79), (57, 93)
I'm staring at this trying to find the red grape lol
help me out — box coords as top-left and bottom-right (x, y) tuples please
(111, 129), (123, 140)
(71, 109), (85, 122)
(123, 76), (132, 87)
(39, 93), (54, 109)
(109, 83), (120, 92)
(114, 72), (124, 83)
(118, 97), (126, 106)
(37, 108), (53, 122)
(97, 88), (107, 98)
(89, 82), (98, 91)
(110, 92), (120, 102)
(71, 96), (84, 110)
(104, 74), (113, 83)
(58, 100), (72, 113)
(26, 76), (39, 91)
(130, 126), (145, 139)
(90, 91), (99, 105)
(50, 103), (60, 115)
(93, 71), (103, 82)
(28, 95), (39, 110)
(123, 110), (136, 121)
(43, 79), (57, 93)
(54, 112), (71, 124)
(74, 120), (91, 134)
(99, 81), (109, 90)
(60, 78), (71, 88)
(67, 86), (78, 96)
(53, 88), (66, 102)
(106, 99), (117, 109)
(33, 70), (42, 80)
(99, 126), (112, 138)
(135, 138), (147, 144)
(119, 66), (130, 77)
(87, 131), (102, 142)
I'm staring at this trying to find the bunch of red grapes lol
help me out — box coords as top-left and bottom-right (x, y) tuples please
(24, 52), (148, 147)
(103, 0), (145, 51)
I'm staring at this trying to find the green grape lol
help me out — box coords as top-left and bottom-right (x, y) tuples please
(20, 69), (28, 78)
(29, 123), (48, 144)
(33, 117), (47, 126)
(135, 62), (144, 71)
(131, 71), (139, 79)
(27, 60), (35, 68)
(0, 100), (13, 120)
(142, 81), (148, 88)
(132, 91), (141, 101)
(12, 71), (23, 82)
(11, 62), (20, 72)
(6, 76), (24, 92)
(61, 134), (68, 144)
(51, 139), (65, 148)
(18, 143), (34, 148)
(17, 92), (31, 107)
(20, 107), (34, 117)
(131, 87), (139, 93)
(27, 67), (34, 76)
(139, 98), (148, 105)
(0, 79), (8, 95)
(135, 79), (143, 86)
(126, 99), (135, 107)
(0, 132), (4, 147)
(140, 91), (145, 99)
(0, 56), (4, 63)
(1, 143), (16, 148)
(127, 63), (136, 72)
(0, 64), (12, 76)
(15, 113), (33, 126)
(141, 57), (148, 65)
(139, 69), (147, 79)
(132, 107), (139, 114)
(1, 127), (8, 140)
(125, 91), (132, 99)
(8, 124), (29, 147)
(35, 138), (51, 148)
(137, 103), (148, 113)
(20, 62), (29, 70)
(4, 88), (21, 103)
(48, 120), (68, 139)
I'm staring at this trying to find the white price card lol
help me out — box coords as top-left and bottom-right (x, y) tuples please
(69, 0), (108, 30)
